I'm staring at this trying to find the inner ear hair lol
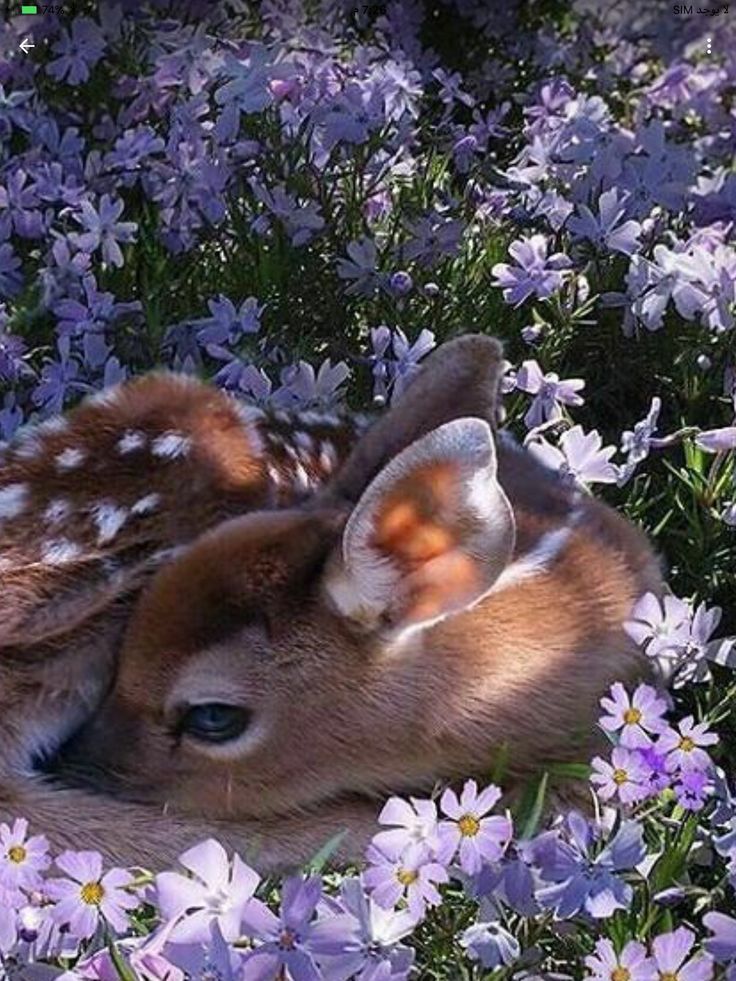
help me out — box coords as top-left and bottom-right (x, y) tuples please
(317, 334), (505, 508)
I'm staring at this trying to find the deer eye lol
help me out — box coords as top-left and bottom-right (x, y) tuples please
(178, 704), (252, 744)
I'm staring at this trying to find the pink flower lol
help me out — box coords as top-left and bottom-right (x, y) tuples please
(363, 841), (448, 920)
(371, 796), (441, 857)
(529, 425), (619, 486)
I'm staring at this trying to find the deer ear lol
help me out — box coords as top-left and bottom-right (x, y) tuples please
(324, 417), (515, 639)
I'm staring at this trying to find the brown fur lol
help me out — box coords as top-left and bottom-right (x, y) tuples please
(50, 336), (663, 872)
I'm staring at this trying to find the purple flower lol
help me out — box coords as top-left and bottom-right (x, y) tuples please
(336, 237), (385, 297)
(704, 912), (736, 963)
(155, 839), (261, 944)
(47, 850), (137, 941)
(599, 682), (669, 748)
(196, 295), (263, 351)
(590, 747), (650, 804)
(459, 919), (519, 970)
(369, 326), (435, 404)
(529, 425), (619, 486)
(70, 194), (137, 269)
(0, 168), (43, 238)
(0, 819), (50, 892)
(658, 717), (718, 773)
(437, 781), (512, 875)
(652, 928), (714, 981)
(251, 182), (324, 247)
(515, 359), (585, 429)
(309, 877), (415, 980)
(492, 234), (572, 307)
(371, 795), (441, 857)
(568, 188), (642, 256)
(618, 397), (662, 485)
(363, 841), (448, 920)
(47, 17), (106, 85)
(273, 359), (350, 409)
(389, 270), (413, 296)
(0, 242), (23, 298)
(0, 329), (28, 383)
(697, 427), (736, 453)
(624, 592), (692, 664)
(675, 769), (713, 811)
(240, 875), (323, 981)
(638, 744), (672, 794)
(585, 938), (655, 981)
(529, 813), (646, 919)
(402, 213), (464, 267)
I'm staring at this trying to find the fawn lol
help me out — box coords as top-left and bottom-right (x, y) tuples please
(49, 334), (663, 871)
(0, 370), (366, 863)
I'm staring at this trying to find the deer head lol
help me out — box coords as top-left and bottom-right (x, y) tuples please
(0, 372), (361, 773)
(53, 335), (661, 827)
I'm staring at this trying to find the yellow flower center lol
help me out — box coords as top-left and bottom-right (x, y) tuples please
(7, 845), (27, 864)
(660, 973), (679, 981)
(80, 881), (105, 906)
(611, 969), (631, 981)
(623, 707), (642, 725)
(396, 868), (419, 887)
(679, 736), (695, 752)
(458, 814), (481, 837)
(612, 768), (629, 785)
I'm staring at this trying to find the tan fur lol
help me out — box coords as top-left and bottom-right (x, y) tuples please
(49, 336), (664, 872)
(0, 373), (359, 773)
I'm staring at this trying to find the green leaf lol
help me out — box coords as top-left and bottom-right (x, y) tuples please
(517, 772), (549, 840)
(305, 830), (349, 874)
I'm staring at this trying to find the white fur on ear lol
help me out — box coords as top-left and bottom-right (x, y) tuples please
(324, 417), (516, 636)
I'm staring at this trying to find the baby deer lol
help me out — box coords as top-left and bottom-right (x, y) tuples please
(52, 334), (663, 870)
(0, 371), (361, 781)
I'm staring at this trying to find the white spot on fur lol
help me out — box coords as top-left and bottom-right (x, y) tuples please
(131, 493), (161, 516)
(293, 431), (314, 451)
(0, 482), (28, 521)
(91, 502), (129, 544)
(293, 463), (311, 493)
(118, 430), (147, 454)
(41, 538), (82, 565)
(56, 447), (87, 470)
(13, 432), (42, 460)
(233, 402), (265, 456)
(266, 464), (281, 486)
(38, 416), (69, 436)
(319, 441), (338, 471)
(85, 384), (124, 407)
(151, 432), (191, 459)
(43, 498), (72, 525)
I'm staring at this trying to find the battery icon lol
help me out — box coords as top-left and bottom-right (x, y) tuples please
(21, 4), (38, 11)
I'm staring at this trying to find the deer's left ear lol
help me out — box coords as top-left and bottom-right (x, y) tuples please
(324, 417), (515, 639)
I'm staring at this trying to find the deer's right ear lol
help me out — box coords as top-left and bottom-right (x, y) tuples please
(323, 417), (515, 641)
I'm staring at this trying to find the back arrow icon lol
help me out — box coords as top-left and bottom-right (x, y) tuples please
(20, 38), (35, 53)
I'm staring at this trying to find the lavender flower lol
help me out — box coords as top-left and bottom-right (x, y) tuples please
(369, 326), (435, 404)
(568, 188), (642, 256)
(492, 234), (572, 306)
(515, 359), (585, 429)
(704, 913), (736, 963)
(155, 838), (261, 943)
(618, 397), (662, 486)
(458, 920), (519, 970)
(590, 747), (650, 804)
(585, 938), (655, 981)
(70, 194), (138, 268)
(651, 928), (714, 981)
(437, 780), (512, 875)
(529, 425), (619, 486)
(240, 875), (323, 980)
(658, 717), (718, 774)
(599, 683), (668, 748)
(47, 17), (106, 85)
(363, 841), (448, 920)
(371, 796), (441, 857)
(47, 850), (137, 941)
(0, 819), (50, 892)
